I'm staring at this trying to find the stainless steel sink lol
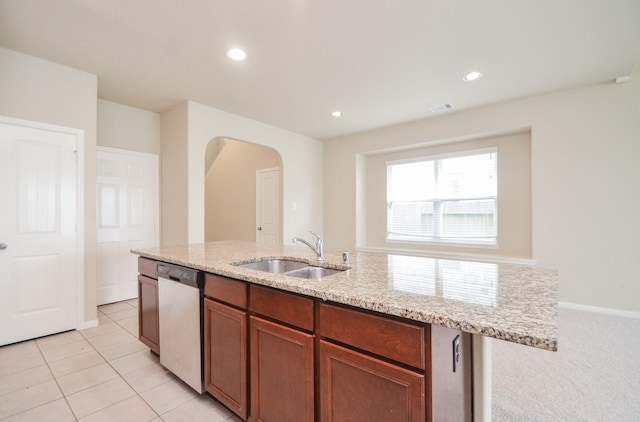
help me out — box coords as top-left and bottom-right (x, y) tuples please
(236, 258), (344, 279)
(284, 266), (343, 279)
(238, 259), (308, 274)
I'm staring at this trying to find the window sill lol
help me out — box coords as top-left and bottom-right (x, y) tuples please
(356, 245), (536, 266)
(386, 237), (498, 248)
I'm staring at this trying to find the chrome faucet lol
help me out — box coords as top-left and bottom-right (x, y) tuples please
(292, 231), (324, 261)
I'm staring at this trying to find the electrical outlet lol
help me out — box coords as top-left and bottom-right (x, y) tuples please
(452, 335), (461, 373)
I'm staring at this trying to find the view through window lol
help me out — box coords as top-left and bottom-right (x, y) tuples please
(386, 149), (497, 245)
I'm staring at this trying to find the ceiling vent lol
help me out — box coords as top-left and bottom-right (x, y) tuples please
(430, 103), (454, 113)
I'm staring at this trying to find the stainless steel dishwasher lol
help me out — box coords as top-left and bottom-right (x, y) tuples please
(157, 262), (204, 393)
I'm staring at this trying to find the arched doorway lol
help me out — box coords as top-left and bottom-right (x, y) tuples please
(204, 138), (283, 244)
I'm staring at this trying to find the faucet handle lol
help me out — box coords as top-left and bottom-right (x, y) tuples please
(309, 231), (323, 246)
(309, 231), (324, 261)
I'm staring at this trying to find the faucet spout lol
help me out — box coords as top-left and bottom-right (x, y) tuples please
(292, 231), (324, 261)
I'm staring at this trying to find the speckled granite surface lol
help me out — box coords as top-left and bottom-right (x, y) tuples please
(132, 241), (558, 351)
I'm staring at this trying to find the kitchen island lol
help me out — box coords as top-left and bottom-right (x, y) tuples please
(132, 240), (558, 422)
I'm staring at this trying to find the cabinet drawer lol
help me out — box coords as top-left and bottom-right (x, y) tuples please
(204, 273), (247, 309)
(249, 285), (314, 331)
(318, 303), (426, 369)
(138, 257), (157, 279)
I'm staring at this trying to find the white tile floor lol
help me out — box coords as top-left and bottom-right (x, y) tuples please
(0, 299), (242, 422)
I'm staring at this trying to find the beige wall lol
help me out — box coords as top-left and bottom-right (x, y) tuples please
(160, 103), (190, 246)
(205, 140), (280, 242)
(160, 101), (323, 247)
(365, 131), (531, 258)
(97, 99), (161, 154)
(0, 47), (99, 322)
(324, 77), (640, 312)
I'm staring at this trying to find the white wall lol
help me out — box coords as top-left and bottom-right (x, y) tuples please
(0, 47), (99, 322)
(161, 101), (323, 247)
(97, 99), (161, 154)
(324, 78), (640, 312)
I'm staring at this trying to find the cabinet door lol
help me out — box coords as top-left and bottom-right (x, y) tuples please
(320, 340), (425, 422)
(138, 275), (159, 354)
(204, 298), (248, 420)
(250, 316), (314, 422)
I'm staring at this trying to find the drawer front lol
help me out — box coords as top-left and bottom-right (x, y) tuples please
(318, 303), (425, 369)
(249, 285), (314, 331)
(204, 273), (247, 309)
(138, 257), (157, 279)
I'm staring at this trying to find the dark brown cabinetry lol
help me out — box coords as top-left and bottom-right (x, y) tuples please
(203, 274), (248, 420)
(318, 302), (472, 422)
(319, 340), (425, 422)
(318, 303), (426, 421)
(137, 257), (159, 354)
(249, 285), (315, 422)
(156, 265), (470, 422)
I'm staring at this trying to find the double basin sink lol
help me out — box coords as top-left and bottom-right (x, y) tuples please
(236, 259), (345, 279)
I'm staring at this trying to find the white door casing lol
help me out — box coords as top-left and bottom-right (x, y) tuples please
(96, 147), (159, 305)
(256, 167), (280, 245)
(0, 118), (82, 346)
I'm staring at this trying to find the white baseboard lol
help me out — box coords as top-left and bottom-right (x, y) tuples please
(559, 302), (640, 319)
(77, 318), (99, 330)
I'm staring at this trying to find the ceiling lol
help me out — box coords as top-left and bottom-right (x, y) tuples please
(1, 0), (639, 140)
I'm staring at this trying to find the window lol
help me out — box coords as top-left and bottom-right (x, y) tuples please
(386, 149), (497, 245)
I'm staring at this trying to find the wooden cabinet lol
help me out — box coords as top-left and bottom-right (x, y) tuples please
(203, 274), (248, 420)
(152, 265), (470, 422)
(319, 340), (425, 422)
(249, 285), (315, 422)
(318, 302), (472, 422)
(318, 302), (426, 369)
(137, 257), (159, 355)
(318, 303), (426, 421)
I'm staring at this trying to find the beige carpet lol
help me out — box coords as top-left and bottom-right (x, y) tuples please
(492, 307), (640, 421)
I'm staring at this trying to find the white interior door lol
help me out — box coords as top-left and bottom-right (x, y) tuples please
(0, 121), (79, 346)
(96, 147), (158, 305)
(256, 167), (280, 245)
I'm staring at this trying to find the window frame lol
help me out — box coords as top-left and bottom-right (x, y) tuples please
(385, 147), (498, 247)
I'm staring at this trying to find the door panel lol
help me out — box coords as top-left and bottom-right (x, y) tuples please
(0, 121), (78, 346)
(96, 148), (158, 305)
(320, 340), (425, 422)
(256, 168), (280, 245)
(250, 315), (315, 422)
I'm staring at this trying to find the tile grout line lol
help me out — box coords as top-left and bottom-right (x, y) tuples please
(34, 336), (80, 422)
(87, 304), (164, 421)
(2, 300), (234, 422)
(101, 302), (227, 421)
(2, 302), (152, 422)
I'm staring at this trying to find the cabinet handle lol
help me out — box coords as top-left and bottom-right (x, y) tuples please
(0, 243), (7, 250)
(257, 227), (263, 231)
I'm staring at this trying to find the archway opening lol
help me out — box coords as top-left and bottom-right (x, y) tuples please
(204, 137), (283, 243)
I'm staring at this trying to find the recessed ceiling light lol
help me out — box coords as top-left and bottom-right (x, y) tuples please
(463, 71), (483, 81)
(226, 48), (247, 61)
(331, 111), (343, 117)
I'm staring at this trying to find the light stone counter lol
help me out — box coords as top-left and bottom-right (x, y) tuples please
(132, 240), (558, 351)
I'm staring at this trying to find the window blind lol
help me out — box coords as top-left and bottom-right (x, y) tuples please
(386, 150), (497, 245)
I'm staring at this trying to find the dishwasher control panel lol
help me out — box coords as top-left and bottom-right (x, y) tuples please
(157, 262), (203, 288)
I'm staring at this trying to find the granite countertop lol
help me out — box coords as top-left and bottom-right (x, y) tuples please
(132, 240), (558, 351)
